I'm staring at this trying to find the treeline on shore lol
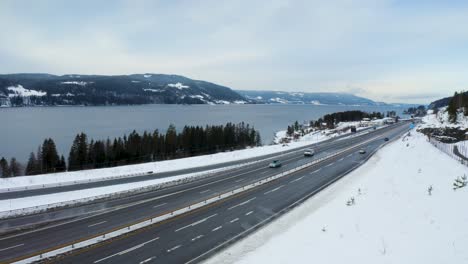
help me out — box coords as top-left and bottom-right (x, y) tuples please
(0, 122), (261, 177)
(286, 110), (387, 135)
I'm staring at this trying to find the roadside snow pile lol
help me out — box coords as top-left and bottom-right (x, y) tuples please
(206, 130), (468, 264)
(0, 138), (320, 189)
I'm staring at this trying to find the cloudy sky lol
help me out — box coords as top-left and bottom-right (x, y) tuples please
(1, 0), (467, 104)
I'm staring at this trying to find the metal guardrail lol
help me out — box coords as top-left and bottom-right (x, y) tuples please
(12, 134), (382, 264)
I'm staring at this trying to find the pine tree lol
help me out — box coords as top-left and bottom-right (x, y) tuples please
(0, 157), (10, 178)
(41, 138), (59, 173)
(25, 152), (39, 175)
(447, 92), (458, 123)
(9, 158), (21, 177)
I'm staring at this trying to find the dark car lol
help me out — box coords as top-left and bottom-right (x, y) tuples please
(384, 137), (389, 141)
(359, 149), (366, 154)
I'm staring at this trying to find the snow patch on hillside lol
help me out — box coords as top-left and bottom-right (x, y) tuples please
(60, 81), (88, 86)
(421, 107), (468, 129)
(168, 82), (189, 89)
(7, 85), (46, 97)
(206, 131), (468, 264)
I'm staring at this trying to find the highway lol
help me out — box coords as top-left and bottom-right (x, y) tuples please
(0, 122), (411, 263)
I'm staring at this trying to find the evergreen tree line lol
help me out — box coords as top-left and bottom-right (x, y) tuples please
(0, 157), (21, 178)
(447, 91), (468, 123)
(8, 122), (261, 176)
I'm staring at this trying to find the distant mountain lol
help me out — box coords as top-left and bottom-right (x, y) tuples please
(428, 91), (468, 109)
(236, 90), (397, 106)
(0, 73), (248, 106)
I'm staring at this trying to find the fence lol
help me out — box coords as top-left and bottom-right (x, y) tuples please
(428, 138), (468, 166)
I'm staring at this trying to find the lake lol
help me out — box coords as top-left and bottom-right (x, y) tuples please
(1, 104), (407, 163)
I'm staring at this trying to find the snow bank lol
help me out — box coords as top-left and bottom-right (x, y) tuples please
(206, 131), (468, 264)
(0, 139), (319, 189)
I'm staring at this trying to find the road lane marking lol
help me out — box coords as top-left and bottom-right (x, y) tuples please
(325, 162), (334, 167)
(235, 178), (245, 182)
(94, 237), (159, 263)
(191, 235), (204, 241)
(230, 218), (239, 223)
(212, 226), (222, 232)
(167, 245), (182, 253)
(338, 158), (344, 161)
(199, 189), (211, 194)
(175, 214), (217, 232)
(245, 211), (253, 216)
(264, 185), (285, 195)
(0, 243), (24, 252)
(289, 176), (304, 183)
(228, 197), (256, 210)
(88, 221), (107, 228)
(311, 168), (321, 174)
(140, 256), (156, 264)
(347, 153), (353, 157)
(153, 203), (167, 208)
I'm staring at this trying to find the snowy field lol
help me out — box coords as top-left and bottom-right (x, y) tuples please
(205, 130), (468, 264)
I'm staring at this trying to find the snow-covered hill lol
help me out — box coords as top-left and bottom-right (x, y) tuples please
(0, 73), (248, 106)
(206, 130), (468, 264)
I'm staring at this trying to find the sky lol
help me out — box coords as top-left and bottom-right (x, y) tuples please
(1, 0), (468, 104)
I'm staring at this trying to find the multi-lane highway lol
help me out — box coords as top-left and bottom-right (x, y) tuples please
(0, 121), (411, 263)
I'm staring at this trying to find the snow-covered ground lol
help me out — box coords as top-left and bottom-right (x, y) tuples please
(0, 139), (330, 190)
(422, 107), (468, 129)
(205, 130), (468, 264)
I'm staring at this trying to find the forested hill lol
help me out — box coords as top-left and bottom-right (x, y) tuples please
(0, 73), (248, 106)
(429, 91), (468, 109)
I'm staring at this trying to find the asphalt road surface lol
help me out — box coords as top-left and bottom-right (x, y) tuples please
(0, 122), (411, 263)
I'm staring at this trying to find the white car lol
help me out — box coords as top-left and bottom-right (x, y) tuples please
(304, 149), (315, 157)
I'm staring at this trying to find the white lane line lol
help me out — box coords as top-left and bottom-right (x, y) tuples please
(235, 178), (245, 182)
(325, 162), (334, 167)
(264, 184), (285, 195)
(167, 245), (182, 253)
(175, 214), (217, 232)
(347, 153), (353, 157)
(88, 221), (107, 228)
(311, 168), (321, 174)
(94, 237), (159, 263)
(227, 197), (256, 210)
(212, 226), (222, 232)
(230, 218), (239, 223)
(199, 189), (211, 194)
(289, 176), (304, 183)
(245, 211), (254, 216)
(0, 243), (24, 252)
(153, 203), (167, 208)
(191, 235), (204, 241)
(338, 158), (344, 161)
(140, 256), (156, 264)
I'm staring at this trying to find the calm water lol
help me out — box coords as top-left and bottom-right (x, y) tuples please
(1, 104), (406, 162)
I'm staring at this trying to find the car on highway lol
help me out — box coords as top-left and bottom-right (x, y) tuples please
(359, 149), (366, 154)
(304, 148), (315, 157)
(269, 160), (282, 168)
(384, 137), (389, 141)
